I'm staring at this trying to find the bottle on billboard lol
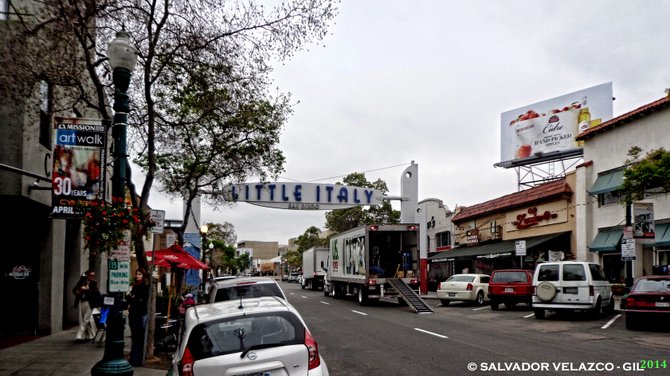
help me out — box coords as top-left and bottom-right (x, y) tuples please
(577, 97), (590, 147)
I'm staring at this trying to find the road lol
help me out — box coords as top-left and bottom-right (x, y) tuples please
(280, 281), (670, 376)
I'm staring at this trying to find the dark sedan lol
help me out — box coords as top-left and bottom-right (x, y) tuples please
(622, 274), (670, 330)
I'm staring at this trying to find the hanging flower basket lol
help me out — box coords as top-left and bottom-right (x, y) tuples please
(77, 198), (155, 255)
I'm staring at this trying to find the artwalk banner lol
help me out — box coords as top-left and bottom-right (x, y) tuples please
(633, 202), (655, 244)
(51, 117), (108, 218)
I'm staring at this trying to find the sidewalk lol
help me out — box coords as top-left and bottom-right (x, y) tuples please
(0, 326), (168, 376)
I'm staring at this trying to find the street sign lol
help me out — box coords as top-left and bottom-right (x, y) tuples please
(621, 238), (636, 260)
(150, 209), (165, 234)
(515, 240), (526, 256)
(108, 229), (131, 292)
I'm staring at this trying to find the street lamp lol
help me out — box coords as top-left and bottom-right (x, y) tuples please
(92, 28), (138, 376)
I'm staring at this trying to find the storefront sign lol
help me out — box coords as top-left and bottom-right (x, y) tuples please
(512, 207), (558, 230)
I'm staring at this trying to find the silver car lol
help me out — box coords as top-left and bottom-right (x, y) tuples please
(169, 297), (329, 376)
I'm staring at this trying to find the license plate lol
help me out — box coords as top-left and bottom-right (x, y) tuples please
(368, 285), (375, 290)
(240, 372), (270, 376)
(563, 287), (578, 294)
(504, 288), (514, 293)
(656, 302), (670, 307)
(448, 293), (456, 297)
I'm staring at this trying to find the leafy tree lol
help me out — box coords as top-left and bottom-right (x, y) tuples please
(284, 249), (302, 270)
(295, 226), (328, 253)
(5, 0), (339, 274)
(202, 222), (237, 246)
(325, 172), (400, 233)
(620, 147), (670, 203)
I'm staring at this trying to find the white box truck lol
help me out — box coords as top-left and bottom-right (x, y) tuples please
(301, 247), (329, 290)
(323, 224), (432, 313)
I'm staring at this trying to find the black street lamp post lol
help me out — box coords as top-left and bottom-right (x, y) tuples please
(91, 29), (138, 376)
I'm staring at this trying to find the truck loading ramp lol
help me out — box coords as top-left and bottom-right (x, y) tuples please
(387, 278), (434, 314)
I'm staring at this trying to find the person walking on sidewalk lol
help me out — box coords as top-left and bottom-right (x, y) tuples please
(126, 268), (149, 367)
(73, 270), (101, 343)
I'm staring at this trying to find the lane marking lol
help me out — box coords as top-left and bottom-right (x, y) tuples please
(414, 328), (448, 339)
(601, 314), (621, 329)
(352, 310), (368, 316)
(301, 295), (309, 299)
(523, 313), (534, 318)
(320, 301), (330, 305)
(472, 306), (489, 311)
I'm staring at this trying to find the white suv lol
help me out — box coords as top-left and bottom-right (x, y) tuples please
(169, 297), (329, 376)
(532, 261), (614, 319)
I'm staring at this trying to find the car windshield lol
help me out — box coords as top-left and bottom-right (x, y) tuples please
(448, 275), (475, 282)
(186, 312), (304, 360)
(214, 283), (284, 302)
(492, 272), (529, 283)
(634, 278), (670, 292)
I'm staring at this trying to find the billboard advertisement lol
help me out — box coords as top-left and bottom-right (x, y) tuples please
(51, 117), (108, 217)
(499, 82), (613, 166)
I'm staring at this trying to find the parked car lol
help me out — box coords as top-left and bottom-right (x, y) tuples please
(168, 296), (329, 376)
(287, 272), (300, 283)
(532, 261), (614, 319)
(208, 276), (287, 303)
(436, 273), (490, 306)
(622, 274), (670, 330)
(488, 269), (534, 310)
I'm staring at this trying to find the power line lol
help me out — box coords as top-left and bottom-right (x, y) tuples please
(279, 162), (412, 183)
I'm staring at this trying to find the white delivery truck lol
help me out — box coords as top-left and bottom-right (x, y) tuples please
(301, 247), (329, 290)
(323, 224), (433, 313)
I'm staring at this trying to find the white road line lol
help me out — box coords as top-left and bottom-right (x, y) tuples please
(320, 301), (330, 305)
(523, 313), (534, 318)
(351, 310), (368, 316)
(602, 314), (622, 329)
(472, 306), (489, 311)
(301, 295), (309, 299)
(414, 328), (448, 339)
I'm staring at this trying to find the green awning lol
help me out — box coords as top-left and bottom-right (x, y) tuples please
(654, 223), (670, 247)
(589, 229), (622, 253)
(429, 233), (568, 263)
(588, 169), (625, 196)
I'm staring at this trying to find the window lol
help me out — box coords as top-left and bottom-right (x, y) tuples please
(39, 80), (52, 148)
(598, 191), (620, 206)
(436, 231), (451, 247)
(588, 264), (607, 281)
(537, 265), (559, 281)
(563, 264), (586, 281)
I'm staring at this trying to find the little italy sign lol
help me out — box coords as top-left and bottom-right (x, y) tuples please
(222, 182), (385, 210)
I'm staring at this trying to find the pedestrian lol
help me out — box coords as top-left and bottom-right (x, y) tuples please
(126, 268), (149, 367)
(73, 269), (100, 343)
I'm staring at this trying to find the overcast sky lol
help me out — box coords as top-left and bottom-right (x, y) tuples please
(147, 0), (670, 244)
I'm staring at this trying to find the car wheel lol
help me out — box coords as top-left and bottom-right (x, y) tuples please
(605, 296), (615, 314)
(534, 308), (545, 319)
(490, 301), (499, 310)
(625, 313), (639, 330)
(590, 297), (603, 319)
(358, 288), (368, 306)
(475, 291), (484, 306)
(440, 299), (450, 306)
(536, 281), (557, 302)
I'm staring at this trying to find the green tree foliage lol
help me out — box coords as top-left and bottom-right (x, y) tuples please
(6, 1), (339, 273)
(324, 172), (400, 233)
(284, 249), (302, 270)
(295, 226), (328, 253)
(620, 147), (670, 203)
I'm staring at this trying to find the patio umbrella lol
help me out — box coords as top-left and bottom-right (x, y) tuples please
(147, 243), (209, 270)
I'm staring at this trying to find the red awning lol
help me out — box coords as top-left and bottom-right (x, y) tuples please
(146, 244), (209, 270)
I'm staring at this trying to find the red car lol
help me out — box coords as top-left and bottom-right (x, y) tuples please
(623, 275), (670, 330)
(488, 269), (534, 310)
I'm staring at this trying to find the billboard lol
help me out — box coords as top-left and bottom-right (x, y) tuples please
(499, 82), (613, 166)
(51, 117), (108, 217)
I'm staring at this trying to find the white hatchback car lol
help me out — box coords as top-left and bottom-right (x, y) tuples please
(169, 297), (329, 376)
(436, 273), (490, 306)
(207, 276), (287, 303)
(532, 261), (614, 319)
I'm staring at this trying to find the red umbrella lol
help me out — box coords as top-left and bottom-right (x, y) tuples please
(147, 244), (209, 270)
